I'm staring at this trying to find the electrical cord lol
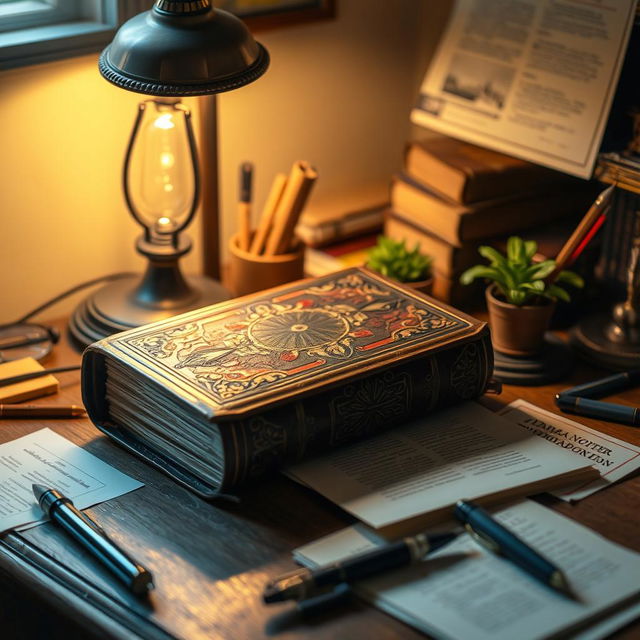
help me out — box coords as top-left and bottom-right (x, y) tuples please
(0, 272), (134, 362)
(1, 272), (134, 328)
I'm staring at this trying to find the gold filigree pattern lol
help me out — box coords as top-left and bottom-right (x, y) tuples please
(125, 270), (469, 406)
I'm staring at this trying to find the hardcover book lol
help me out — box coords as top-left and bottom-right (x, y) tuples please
(295, 183), (388, 247)
(405, 134), (575, 204)
(82, 268), (493, 497)
(391, 174), (597, 247)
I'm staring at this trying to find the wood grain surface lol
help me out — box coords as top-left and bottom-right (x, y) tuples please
(1, 319), (639, 640)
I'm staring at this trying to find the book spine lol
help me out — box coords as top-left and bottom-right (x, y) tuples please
(221, 329), (493, 489)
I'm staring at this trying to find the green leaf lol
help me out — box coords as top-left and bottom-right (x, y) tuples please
(494, 262), (517, 290)
(367, 235), (431, 282)
(478, 245), (506, 266)
(527, 260), (556, 280)
(556, 270), (584, 288)
(524, 240), (538, 261)
(507, 236), (525, 264)
(521, 281), (545, 291)
(546, 284), (571, 302)
(508, 289), (527, 305)
(460, 265), (501, 285)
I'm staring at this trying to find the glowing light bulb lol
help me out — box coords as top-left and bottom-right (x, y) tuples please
(153, 113), (175, 130)
(128, 101), (194, 229)
(160, 152), (174, 168)
(155, 215), (174, 234)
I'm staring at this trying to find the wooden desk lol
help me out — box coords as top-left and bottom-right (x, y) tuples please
(1, 320), (639, 640)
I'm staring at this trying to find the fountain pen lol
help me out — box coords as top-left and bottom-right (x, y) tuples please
(455, 500), (573, 597)
(263, 530), (457, 603)
(32, 484), (154, 596)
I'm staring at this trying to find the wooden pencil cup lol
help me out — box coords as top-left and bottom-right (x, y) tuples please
(228, 232), (305, 297)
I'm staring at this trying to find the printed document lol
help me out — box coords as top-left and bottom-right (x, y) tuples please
(287, 402), (595, 531)
(0, 428), (143, 532)
(411, 0), (637, 177)
(500, 399), (640, 501)
(295, 500), (640, 640)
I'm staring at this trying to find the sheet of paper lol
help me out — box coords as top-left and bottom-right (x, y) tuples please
(499, 399), (640, 501)
(287, 402), (594, 530)
(0, 428), (143, 533)
(295, 500), (640, 640)
(410, 0), (637, 178)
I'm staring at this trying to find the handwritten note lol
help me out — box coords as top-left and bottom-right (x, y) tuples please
(0, 428), (143, 532)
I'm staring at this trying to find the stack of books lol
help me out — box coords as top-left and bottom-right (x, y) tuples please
(295, 183), (389, 248)
(304, 233), (378, 278)
(386, 134), (599, 305)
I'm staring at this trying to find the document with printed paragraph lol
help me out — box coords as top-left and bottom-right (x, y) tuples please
(0, 428), (143, 532)
(287, 402), (597, 534)
(295, 500), (640, 640)
(499, 399), (640, 501)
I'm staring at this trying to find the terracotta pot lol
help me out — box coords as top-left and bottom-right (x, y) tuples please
(228, 232), (305, 297)
(404, 276), (434, 297)
(486, 285), (555, 356)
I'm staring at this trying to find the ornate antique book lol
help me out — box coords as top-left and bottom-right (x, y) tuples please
(82, 268), (493, 496)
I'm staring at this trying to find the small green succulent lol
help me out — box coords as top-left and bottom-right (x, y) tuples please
(460, 236), (584, 306)
(367, 236), (432, 283)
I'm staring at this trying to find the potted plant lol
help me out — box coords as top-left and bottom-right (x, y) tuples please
(366, 236), (433, 294)
(460, 236), (583, 356)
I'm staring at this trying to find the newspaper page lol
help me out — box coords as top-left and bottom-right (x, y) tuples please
(411, 0), (637, 178)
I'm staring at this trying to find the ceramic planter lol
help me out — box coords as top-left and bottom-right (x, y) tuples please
(486, 285), (555, 356)
(405, 276), (434, 297)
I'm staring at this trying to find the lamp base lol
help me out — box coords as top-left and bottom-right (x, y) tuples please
(68, 274), (229, 350)
(570, 312), (640, 370)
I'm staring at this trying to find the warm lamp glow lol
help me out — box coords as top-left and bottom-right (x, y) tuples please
(128, 101), (194, 232)
(153, 113), (175, 130)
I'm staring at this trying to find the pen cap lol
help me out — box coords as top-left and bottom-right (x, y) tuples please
(240, 162), (253, 202)
(36, 487), (68, 515)
(454, 500), (476, 521)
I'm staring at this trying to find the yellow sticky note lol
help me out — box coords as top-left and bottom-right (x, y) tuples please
(0, 357), (59, 403)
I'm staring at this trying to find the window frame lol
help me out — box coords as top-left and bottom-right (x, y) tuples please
(0, 0), (150, 70)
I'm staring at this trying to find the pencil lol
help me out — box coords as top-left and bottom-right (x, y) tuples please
(250, 173), (288, 255)
(0, 366), (81, 388)
(545, 184), (615, 284)
(0, 404), (86, 418)
(238, 162), (253, 251)
(265, 162), (318, 256)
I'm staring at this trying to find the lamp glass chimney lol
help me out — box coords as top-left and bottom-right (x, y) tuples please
(127, 100), (195, 241)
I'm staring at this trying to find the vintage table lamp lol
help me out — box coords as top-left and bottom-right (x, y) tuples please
(69, 0), (269, 348)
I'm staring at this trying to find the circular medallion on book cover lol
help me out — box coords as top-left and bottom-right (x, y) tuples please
(247, 309), (349, 352)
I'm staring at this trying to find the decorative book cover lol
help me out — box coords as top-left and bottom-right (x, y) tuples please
(83, 268), (493, 496)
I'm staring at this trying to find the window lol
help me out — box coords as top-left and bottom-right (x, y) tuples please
(0, 0), (149, 69)
(0, 1), (82, 33)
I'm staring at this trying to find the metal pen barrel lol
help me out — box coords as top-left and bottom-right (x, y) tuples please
(560, 370), (640, 398)
(455, 501), (556, 584)
(555, 395), (640, 426)
(37, 487), (153, 595)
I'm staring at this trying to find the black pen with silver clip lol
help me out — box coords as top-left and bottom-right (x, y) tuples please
(33, 484), (154, 596)
(263, 530), (458, 603)
(455, 500), (574, 598)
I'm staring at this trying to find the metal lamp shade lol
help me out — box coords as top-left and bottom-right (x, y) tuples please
(99, 0), (269, 97)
